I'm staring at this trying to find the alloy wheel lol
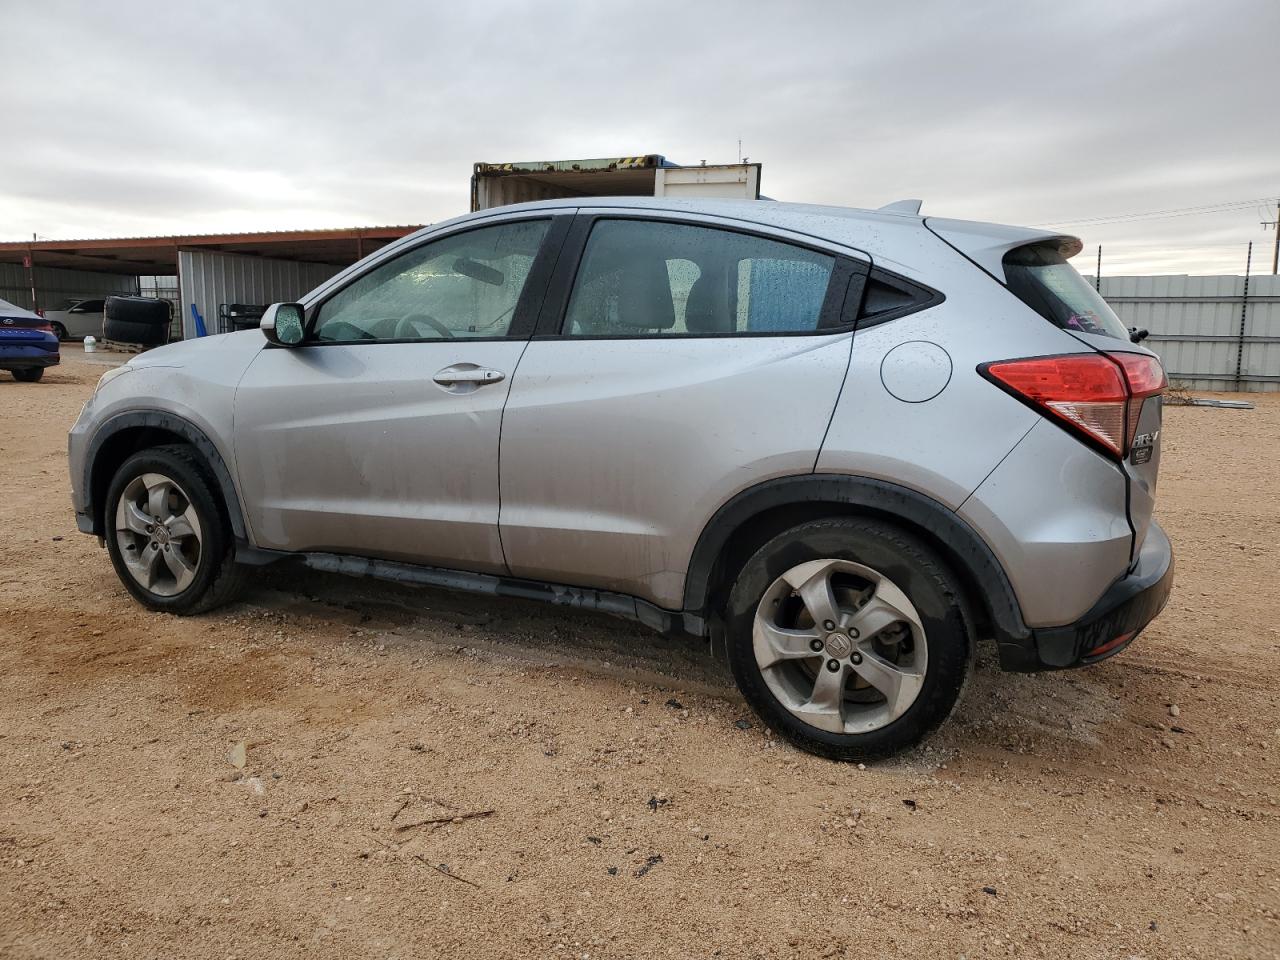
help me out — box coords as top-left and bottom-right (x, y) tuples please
(114, 472), (203, 597)
(752, 558), (927, 734)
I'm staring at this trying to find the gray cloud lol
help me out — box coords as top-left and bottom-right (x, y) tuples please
(2, 0), (1276, 273)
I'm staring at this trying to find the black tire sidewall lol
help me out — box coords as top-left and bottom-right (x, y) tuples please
(103, 446), (232, 613)
(726, 518), (971, 761)
(104, 317), (167, 345)
(104, 296), (169, 325)
(12, 367), (45, 382)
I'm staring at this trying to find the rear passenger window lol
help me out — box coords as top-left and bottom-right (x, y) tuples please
(564, 220), (837, 336)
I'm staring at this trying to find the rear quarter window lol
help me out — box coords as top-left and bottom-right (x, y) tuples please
(853, 270), (943, 327)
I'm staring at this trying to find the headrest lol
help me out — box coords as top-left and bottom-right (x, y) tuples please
(684, 273), (734, 333)
(613, 256), (676, 331)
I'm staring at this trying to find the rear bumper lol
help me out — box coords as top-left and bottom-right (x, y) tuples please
(0, 348), (60, 368)
(999, 519), (1174, 671)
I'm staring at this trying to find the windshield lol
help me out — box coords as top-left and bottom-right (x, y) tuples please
(1003, 243), (1129, 341)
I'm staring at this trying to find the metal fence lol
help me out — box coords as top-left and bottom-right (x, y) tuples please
(1090, 274), (1280, 392)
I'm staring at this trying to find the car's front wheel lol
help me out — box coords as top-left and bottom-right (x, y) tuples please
(104, 445), (245, 614)
(725, 517), (972, 761)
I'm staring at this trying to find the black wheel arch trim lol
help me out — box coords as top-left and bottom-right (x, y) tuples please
(682, 474), (1033, 649)
(83, 410), (248, 542)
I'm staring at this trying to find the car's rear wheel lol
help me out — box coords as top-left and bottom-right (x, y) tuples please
(725, 517), (972, 761)
(104, 445), (245, 614)
(12, 367), (44, 382)
(50, 321), (68, 340)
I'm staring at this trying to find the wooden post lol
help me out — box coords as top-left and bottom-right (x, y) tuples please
(25, 237), (37, 312)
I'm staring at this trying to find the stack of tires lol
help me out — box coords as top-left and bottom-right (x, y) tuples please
(104, 296), (171, 347)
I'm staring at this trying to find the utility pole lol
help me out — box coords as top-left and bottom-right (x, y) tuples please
(1266, 200), (1280, 275)
(1095, 245), (1102, 292)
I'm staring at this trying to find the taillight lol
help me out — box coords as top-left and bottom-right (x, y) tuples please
(979, 352), (1165, 458)
(34, 322), (54, 334)
(1109, 351), (1167, 446)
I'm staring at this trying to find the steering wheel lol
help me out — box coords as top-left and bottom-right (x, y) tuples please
(395, 313), (453, 339)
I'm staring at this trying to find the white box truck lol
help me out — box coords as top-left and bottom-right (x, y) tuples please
(470, 155), (762, 211)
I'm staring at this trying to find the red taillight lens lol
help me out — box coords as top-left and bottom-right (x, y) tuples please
(34, 322), (54, 334)
(980, 352), (1165, 458)
(1109, 352), (1167, 449)
(1110, 352), (1167, 397)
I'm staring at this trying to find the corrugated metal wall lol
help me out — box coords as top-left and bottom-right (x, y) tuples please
(138, 276), (181, 340)
(1096, 274), (1280, 392)
(0, 262), (135, 311)
(178, 250), (342, 339)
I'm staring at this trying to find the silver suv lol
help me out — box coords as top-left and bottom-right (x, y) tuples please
(68, 198), (1174, 760)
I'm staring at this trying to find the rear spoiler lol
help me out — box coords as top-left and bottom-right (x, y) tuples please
(925, 216), (1082, 282)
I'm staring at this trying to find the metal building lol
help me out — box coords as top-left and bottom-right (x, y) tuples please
(0, 227), (421, 339)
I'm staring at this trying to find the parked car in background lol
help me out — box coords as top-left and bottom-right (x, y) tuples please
(67, 197), (1174, 760)
(1, 297), (59, 381)
(44, 298), (105, 340)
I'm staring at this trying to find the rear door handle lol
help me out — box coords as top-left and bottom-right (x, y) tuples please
(432, 363), (506, 391)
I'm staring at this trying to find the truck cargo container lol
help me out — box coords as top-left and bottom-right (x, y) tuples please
(471, 155), (762, 211)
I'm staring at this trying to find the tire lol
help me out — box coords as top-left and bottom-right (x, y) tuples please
(12, 367), (44, 382)
(725, 517), (972, 761)
(104, 296), (170, 325)
(103, 444), (246, 614)
(50, 321), (68, 340)
(104, 316), (168, 346)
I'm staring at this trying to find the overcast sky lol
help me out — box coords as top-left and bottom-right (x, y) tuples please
(4, 0), (1277, 274)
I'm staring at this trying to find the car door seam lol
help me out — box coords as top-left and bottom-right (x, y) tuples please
(810, 263), (861, 479)
(495, 336), (534, 576)
(811, 331), (856, 474)
(228, 342), (269, 546)
(495, 215), (576, 574)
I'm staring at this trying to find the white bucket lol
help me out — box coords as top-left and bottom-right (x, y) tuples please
(83, 336), (97, 353)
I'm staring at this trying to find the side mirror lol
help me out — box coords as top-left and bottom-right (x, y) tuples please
(261, 303), (306, 347)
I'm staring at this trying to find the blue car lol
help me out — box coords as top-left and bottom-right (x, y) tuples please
(0, 297), (60, 382)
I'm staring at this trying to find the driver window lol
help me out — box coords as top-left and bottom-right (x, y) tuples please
(312, 219), (550, 342)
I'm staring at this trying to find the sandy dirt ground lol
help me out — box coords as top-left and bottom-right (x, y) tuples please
(1, 347), (1277, 959)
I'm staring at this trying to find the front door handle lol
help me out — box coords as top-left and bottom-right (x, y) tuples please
(433, 363), (506, 392)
